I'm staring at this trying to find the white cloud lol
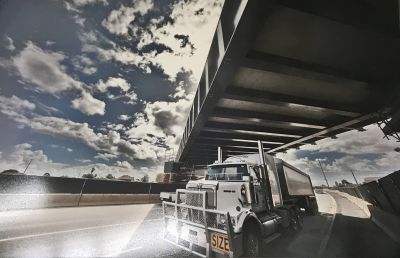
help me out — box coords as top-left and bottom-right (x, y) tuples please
(71, 91), (106, 115)
(0, 95), (35, 124)
(123, 91), (138, 105)
(96, 77), (131, 92)
(94, 152), (118, 161)
(93, 0), (223, 80)
(133, 0), (153, 15)
(105, 122), (126, 131)
(49, 144), (73, 153)
(0, 143), (151, 179)
(277, 124), (400, 185)
(137, 0), (224, 80)
(115, 160), (133, 169)
(301, 125), (398, 154)
(72, 54), (97, 75)
(4, 36), (16, 51)
(72, 0), (108, 7)
(77, 159), (92, 163)
(102, 0), (153, 35)
(13, 41), (82, 94)
(102, 6), (136, 35)
(118, 114), (129, 121)
(82, 67), (97, 75)
(124, 79), (194, 160)
(93, 76), (138, 105)
(88, 46), (151, 73)
(45, 40), (55, 46)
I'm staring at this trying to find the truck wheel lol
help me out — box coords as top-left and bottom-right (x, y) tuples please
(243, 223), (261, 257)
(310, 199), (319, 216)
(305, 198), (319, 216)
(290, 208), (303, 232)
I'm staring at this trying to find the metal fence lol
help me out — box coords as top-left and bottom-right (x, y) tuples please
(335, 170), (400, 216)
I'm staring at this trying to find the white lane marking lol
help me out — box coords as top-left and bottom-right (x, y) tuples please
(318, 192), (337, 256)
(103, 246), (143, 257)
(0, 218), (162, 243)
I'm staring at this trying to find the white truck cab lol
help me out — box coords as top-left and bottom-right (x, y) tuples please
(162, 141), (317, 257)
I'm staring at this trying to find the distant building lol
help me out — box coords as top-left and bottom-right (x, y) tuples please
(118, 175), (134, 182)
(0, 169), (24, 175)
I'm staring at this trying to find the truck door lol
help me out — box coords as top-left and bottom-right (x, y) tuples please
(266, 156), (283, 207)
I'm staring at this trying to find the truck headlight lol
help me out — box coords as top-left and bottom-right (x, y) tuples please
(180, 207), (189, 219)
(180, 225), (189, 239)
(166, 220), (177, 235)
(219, 214), (226, 225)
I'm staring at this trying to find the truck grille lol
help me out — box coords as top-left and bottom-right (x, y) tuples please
(186, 188), (216, 208)
(185, 192), (204, 207)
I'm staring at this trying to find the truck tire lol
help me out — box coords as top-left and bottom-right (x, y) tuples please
(290, 208), (303, 233)
(305, 197), (319, 216)
(243, 223), (261, 257)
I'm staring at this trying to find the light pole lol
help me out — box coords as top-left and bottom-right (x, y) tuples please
(350, 169), (359, 186)
(23, 159), (33, 174)
(318, 160), (330, 187)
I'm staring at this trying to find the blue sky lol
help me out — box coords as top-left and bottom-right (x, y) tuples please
(0, 0), (399, 183)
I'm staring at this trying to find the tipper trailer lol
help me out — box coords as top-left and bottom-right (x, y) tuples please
(162, 141), (318, 257)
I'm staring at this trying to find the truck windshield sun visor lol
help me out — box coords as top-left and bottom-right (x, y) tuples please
(206, 164), (249, 181)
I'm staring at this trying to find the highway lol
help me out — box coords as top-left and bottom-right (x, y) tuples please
(0, 192), (398, 257)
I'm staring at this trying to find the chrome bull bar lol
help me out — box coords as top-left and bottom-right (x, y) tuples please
(162, 189), (235, 258)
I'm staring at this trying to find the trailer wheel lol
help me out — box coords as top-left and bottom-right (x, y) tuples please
(243, 223), (261, 257)
(290, 208), (303, 232)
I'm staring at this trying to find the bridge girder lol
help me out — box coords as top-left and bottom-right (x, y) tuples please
(176, 0), (400, 165)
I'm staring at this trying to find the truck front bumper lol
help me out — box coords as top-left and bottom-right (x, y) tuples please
(162, 189), (241, 258)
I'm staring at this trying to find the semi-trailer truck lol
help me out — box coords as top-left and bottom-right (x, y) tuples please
(162, 141), (318, 257)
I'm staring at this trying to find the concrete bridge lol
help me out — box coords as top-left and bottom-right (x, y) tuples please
(176, 0), (400, 164)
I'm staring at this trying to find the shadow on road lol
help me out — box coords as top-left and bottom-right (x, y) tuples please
(322, 213), (400, 258)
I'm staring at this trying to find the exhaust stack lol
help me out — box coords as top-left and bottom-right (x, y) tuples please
(257, 140), (266, 166)
(218, 146), (223, 163)
(257, 140), (266, 180)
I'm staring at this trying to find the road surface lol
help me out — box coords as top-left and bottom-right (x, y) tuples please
(0, 192), (398, 257)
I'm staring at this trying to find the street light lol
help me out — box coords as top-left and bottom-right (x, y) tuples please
(317, 160), (330, 188)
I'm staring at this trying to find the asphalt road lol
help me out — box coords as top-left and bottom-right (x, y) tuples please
(0, 192), (398, 257)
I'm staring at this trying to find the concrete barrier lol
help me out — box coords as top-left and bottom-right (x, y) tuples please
(78, 194), (161, 206)
(326, 189), (371, 217)
(0, 193), (161, 211)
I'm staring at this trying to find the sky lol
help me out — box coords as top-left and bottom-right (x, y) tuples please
(0, 0), (399, 183)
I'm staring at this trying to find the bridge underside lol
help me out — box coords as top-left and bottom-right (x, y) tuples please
(177, 0), (400, 165)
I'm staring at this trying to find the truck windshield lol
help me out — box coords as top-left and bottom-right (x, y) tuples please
(206, 164), (249, 181)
